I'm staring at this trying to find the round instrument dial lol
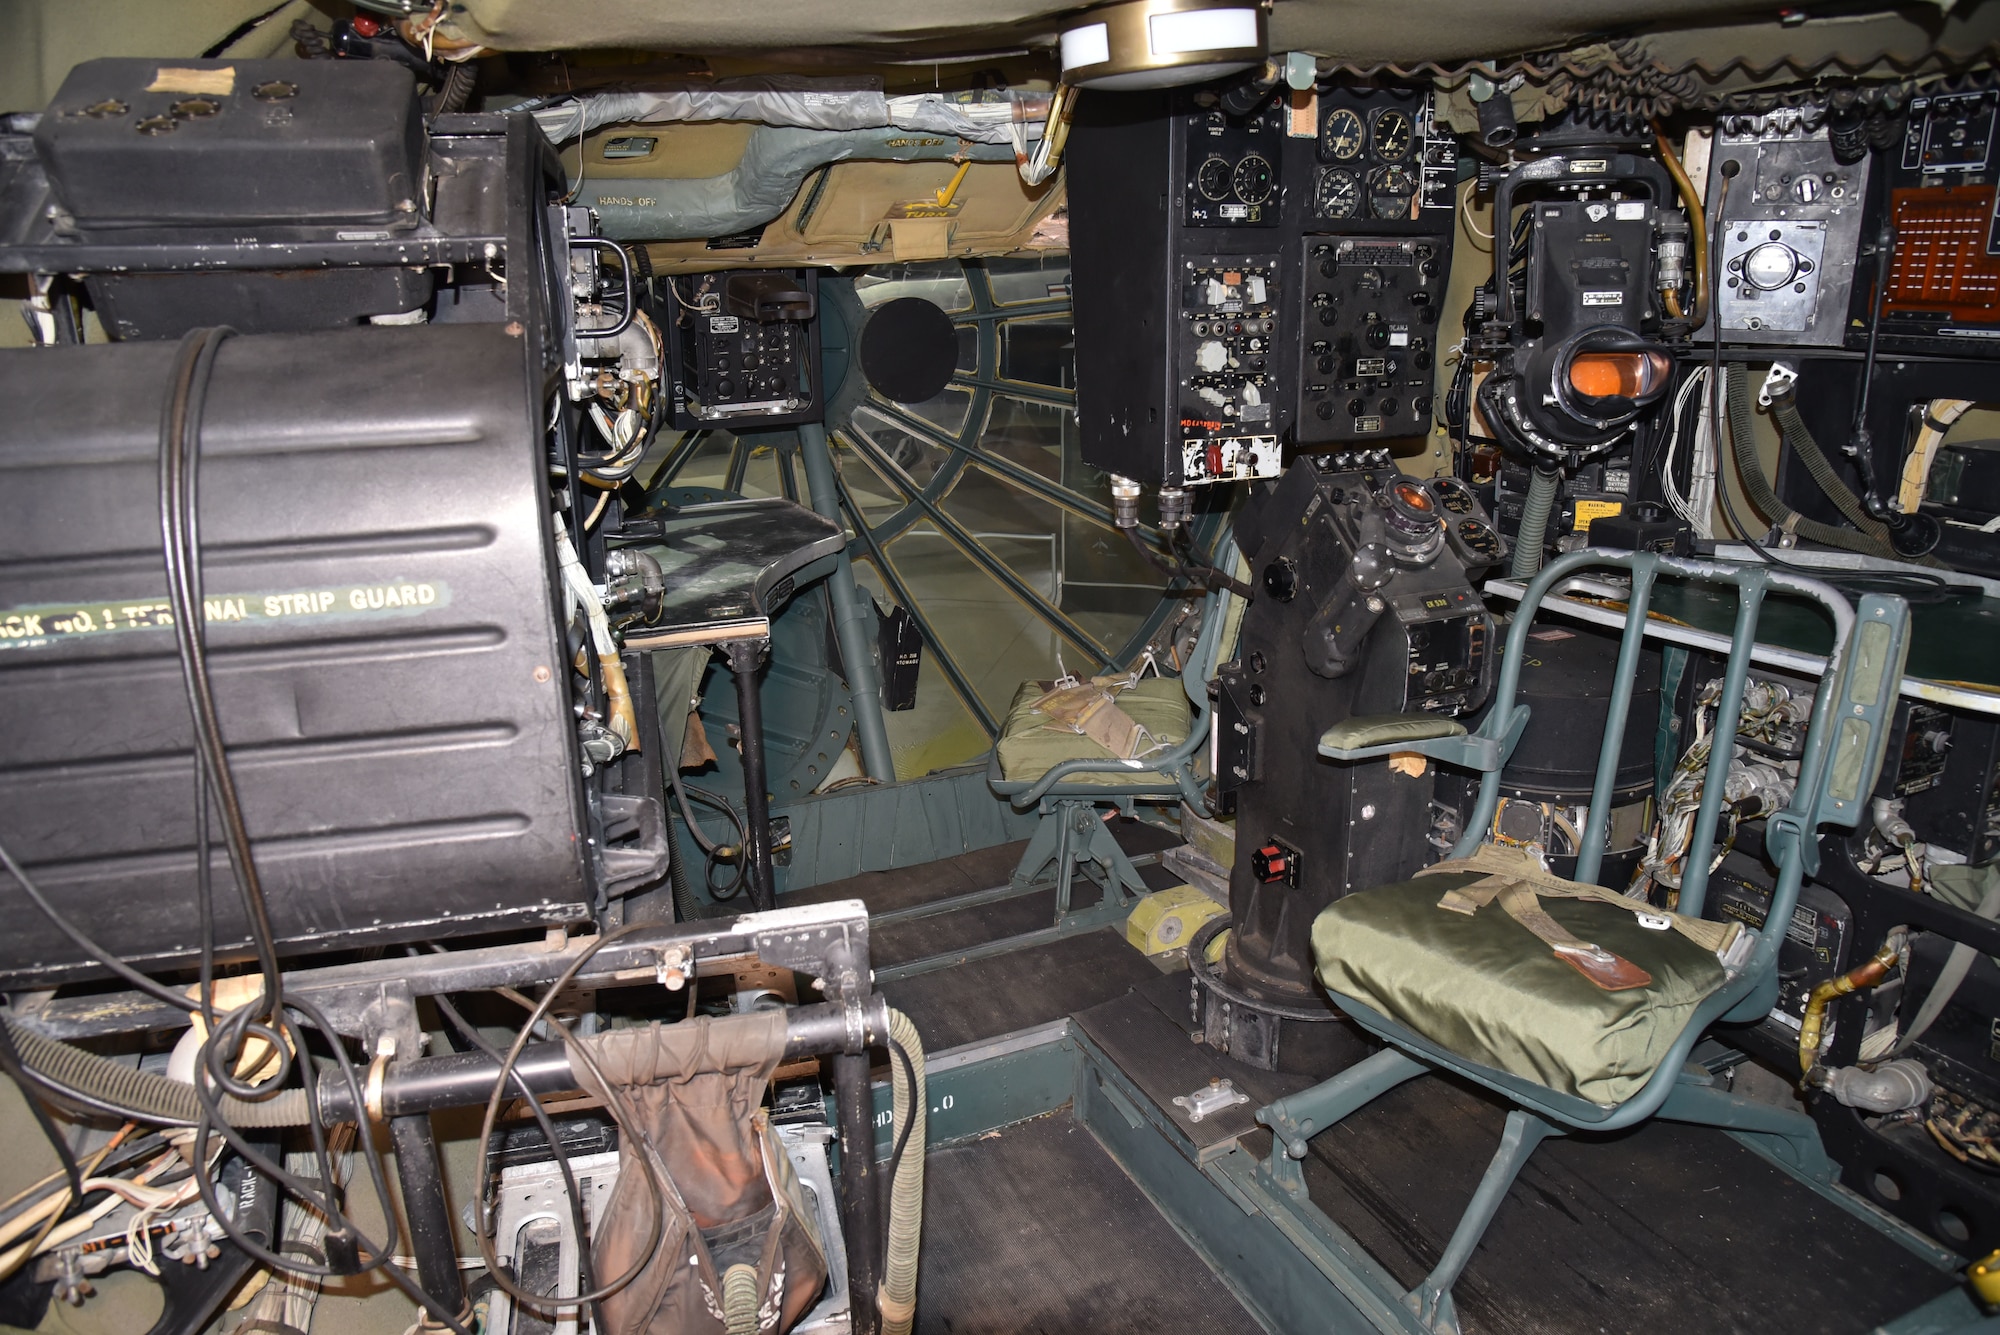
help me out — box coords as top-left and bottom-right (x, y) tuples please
(1315, 167), (1361, 219)
(1322, 107), (1365, 161)
(1196, 156), (1233, 202)
(1371, 107), (1415, 161)
(1429, 477), (1476, 515)
(1456, 518), (1502, 559)
(1368, 164), (1416, 219)
(1232, 154), (1274, 205)
(1742, 240), (1801, 291)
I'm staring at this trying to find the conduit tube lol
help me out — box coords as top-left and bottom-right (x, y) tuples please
(574, 127), (1019, 242)
(879, 1008), (927, 1335)
(1, 1016), (308, 1127)
(531, 79), (1049, 147)
(1723, 368), (1899, 560)
(1509, 464), (1561, 579)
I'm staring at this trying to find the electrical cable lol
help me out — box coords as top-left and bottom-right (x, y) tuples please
(0, 1020), (84, 1222)
(0, 835), (200, 1017)
(883, 1037), (919, 1239)
(429, 984), (599, 1318)
(185, 996), (475, 1335)
(475, 926), (669, 1313)
(158, 327), (291, 1083)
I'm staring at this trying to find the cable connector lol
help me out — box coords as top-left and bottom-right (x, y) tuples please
(1108, 475), (1142, 530)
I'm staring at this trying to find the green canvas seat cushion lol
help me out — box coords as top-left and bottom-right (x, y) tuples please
(1313, 872), (1728, 1106)
(993, 677), (1193, 788)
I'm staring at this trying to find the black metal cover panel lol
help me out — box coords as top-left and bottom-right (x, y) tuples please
(0, 323), (589, 984)
(35, 58), (424, 236)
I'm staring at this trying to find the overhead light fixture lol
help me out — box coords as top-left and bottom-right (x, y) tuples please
(1058, 0), (1268, 91)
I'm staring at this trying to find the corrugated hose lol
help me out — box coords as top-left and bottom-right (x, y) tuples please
(2, 1015), (309, 1128)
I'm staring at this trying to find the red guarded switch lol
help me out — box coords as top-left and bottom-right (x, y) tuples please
(1251, 842), (1290, 884)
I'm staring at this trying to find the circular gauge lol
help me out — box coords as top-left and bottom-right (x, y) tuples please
(1456, 518), (1503, 560)
(1322, 107), (1365, 161)
(1429, 477), (1476, 515)
(1196, 156), (1232, 201)
(1232, 154), (1274, 206)
(1368, 164), (1416, 219)
(1371, 107), (1415, 161)
(1315, 167), (1361, 220)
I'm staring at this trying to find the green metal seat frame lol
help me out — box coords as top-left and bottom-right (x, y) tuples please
(1255, 549), (1912, 1334)
(871, 536), (1240, 984)
(981, 535), (1238, 928)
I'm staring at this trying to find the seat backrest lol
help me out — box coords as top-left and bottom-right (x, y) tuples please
(1180, 530), (1246, 713)
(991, 530), (1244, 803)
(1458, 550), (1911, 1021)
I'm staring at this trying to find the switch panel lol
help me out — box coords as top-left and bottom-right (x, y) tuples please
(665, 268), (822, 429)
(1296, 235), (1446, 443)
(1707, 110), (1869, 346)
(1178, 255), (1283, 482)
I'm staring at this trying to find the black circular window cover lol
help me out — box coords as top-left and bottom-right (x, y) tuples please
(859, 297), (958, 404)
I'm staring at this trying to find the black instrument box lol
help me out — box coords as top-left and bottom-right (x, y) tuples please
(34, 58), (424, 237)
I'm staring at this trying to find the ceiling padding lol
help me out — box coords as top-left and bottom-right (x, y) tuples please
(432, 0), (1071, 55)
(425, 0), (1819, 59)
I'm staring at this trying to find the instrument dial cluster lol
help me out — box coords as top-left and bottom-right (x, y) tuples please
(1183, 101), (1287, 227)
(1314, 92), (1448, 224)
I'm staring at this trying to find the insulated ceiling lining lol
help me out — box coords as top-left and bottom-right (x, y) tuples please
(429, 0), (1815, 62)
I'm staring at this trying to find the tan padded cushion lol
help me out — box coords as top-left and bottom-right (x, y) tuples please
(993, 677), (1192, 788)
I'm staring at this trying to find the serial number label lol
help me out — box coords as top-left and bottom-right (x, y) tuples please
(0, 580), (451, 650)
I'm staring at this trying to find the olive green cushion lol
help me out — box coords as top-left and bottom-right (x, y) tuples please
(1313, 873), (1728, 1106)
(993, 677), (1193, 789)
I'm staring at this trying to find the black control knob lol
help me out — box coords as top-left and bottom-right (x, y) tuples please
(1412, 395), (1432, 417)
(1319, 307), (1338, 327)
(1346, 397), (1367, 416)
(1263, 557), (1299, 601)
(1380, 398), (1399, 417)
(1316, 354), (1336, 375)
(717, 378), (735, 397)
(1413, 348), (1433, 371)
(1365, 323), (1390, 349)
(1316, 401), (1335, 420)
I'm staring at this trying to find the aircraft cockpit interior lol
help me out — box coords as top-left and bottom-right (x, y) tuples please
(6, 1), (2000, 1331)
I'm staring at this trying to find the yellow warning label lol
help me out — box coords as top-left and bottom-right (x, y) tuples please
(1573, 499), (1624, 533)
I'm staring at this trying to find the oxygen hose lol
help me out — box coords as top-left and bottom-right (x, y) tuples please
(1509, 464), (1561, 579)
(1, 1015), (309, 1128)
(1766, 393), (1893, 544)
(1723, 367), (1901, 561)
(879, 1008), (927, 1335)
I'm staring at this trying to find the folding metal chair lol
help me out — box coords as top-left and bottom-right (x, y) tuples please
(1255, 549), (1911, 1334)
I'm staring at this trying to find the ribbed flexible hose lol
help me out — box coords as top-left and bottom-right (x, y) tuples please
(721, 1262), (761, 1335)
(2, 1016), (309, 1127)
(1723, 368), (1898, 560)
(878, 1008), (927, 1335)
(1509, 464), (1561, 579)
(1767, 395), (1891, 543)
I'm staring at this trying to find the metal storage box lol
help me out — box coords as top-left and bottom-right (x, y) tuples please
(0, 323), (590, 985)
